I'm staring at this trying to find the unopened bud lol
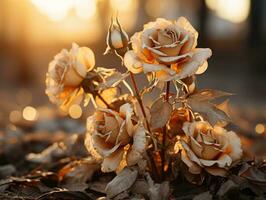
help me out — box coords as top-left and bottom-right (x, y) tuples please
(104, 17), (129, 57)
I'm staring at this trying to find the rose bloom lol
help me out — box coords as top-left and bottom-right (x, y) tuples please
(180, 121), (242, 177)
(124, 17), (212, 81)
(46, 43), (95, 111)
(85, 103), (146, 172)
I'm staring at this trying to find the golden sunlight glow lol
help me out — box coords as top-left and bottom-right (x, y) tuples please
(31, 0), (72, 22)
(31, 0), (97, 22)
(68, 104), (82, 119)
(109, 0), (138, 31)
(145, 0), (167, 18)
(205, 0), (250, 23)
(110, 0), (134, 12)
(255, 124), (265, 134)
(23, 106), (38, 121)
(74, 0), (97, 20)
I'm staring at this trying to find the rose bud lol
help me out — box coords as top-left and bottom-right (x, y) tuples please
(104, 18), (129, 57)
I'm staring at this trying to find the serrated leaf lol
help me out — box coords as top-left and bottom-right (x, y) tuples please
(105, 168), (138, 198)
(189, 89), (233, 102)
(188, 99), (230, 126)
(150, 98), (172, 130)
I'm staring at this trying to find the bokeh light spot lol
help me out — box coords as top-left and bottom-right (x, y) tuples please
(68, 104), (82, 119)
(255, 123), (265, 134)
(23, 106), (38, 121)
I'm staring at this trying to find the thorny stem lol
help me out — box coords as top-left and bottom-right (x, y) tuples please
(129, 72), (151, 134)
(161, 80), (170, 180)
(129, 72), (159, 181)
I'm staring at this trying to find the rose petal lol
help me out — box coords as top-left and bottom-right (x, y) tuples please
(223, 130), (242, 162)
(154, 70), (176, 82)
(115, 121), (130, 145)
(144, 18), (172, 29)
(92, 134), (121, 157)
(123, 50), (143, 74)
(110, 29), (124, 49)
(71, 43), (95, 73)
(181, 140), (203, 167)
(131, 32), (147, 61)
(126, 124), (146, 166)
(157, 52), (192, 64)
(181, 150), (202, 174)
(201, 143), (222, 160)
(190, 136), (204, 158)
(144, 45), (168, 57)
(101, 148), (124, 172)
(195, 61), (208, 74)
(103, 114), (120, 143)
(205, 167), (228, 177)
(142, 63), (176, 75)
(119, 103), (134, 137)
(97, 108), (124, 126)
(175, 48), (212, 80)
(157, 29), (173, 45)
(156, 45), (182, 57)
(60, 87), (84, 111)
(64, 65), (84, 86)
(199, 154), (232, 168)
(85, 116), (103, 160)
(176, 17), (198, 52)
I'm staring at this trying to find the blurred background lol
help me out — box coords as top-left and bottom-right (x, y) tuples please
(0, 0), (266, 135)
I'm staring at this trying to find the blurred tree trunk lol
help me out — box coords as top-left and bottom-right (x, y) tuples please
(198, 0), (207, 46)
(249, 0), (263, 48)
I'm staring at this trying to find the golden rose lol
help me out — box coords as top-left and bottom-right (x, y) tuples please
(85, 103), (147, 172)
(124, 17), (212, 81)
(180, 121), (242, 177)
(45, 43), (95, 111)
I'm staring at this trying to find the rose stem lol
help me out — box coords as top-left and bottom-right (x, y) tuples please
(161, 81), (170, 180)
(95, 93), (113, 109)
(129, 72), (151, 133)
(129, 72), (159, 181)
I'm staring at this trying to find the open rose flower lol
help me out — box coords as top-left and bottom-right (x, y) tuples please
(45, 43), (95, 111)
(124, 17), (212, 81)
(180, 121), (242, 178)
(85, 103), (147, 172)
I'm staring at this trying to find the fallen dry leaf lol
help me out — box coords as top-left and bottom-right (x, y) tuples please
(105, 167), (138, 198)
(193, 191), (212, 200)
(58, 158), (100, 191)
(238, 163), (266, 184)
